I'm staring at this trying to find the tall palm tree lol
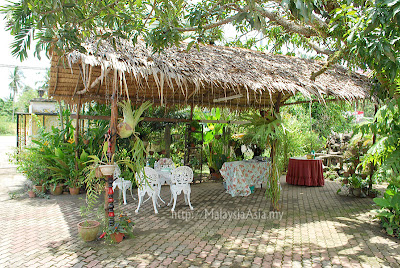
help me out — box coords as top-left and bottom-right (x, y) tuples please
(8, 67), (24, 121)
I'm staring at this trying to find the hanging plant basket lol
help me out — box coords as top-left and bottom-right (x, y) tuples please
(99, 165), (116, 176)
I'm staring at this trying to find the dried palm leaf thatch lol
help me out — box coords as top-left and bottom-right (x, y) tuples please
(49, 37), (371, 109)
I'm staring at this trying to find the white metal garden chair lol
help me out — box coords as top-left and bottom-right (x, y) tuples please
(135, 167), (162, 214)
(112, 165), (135, 205)
(168, 166), (194, 212)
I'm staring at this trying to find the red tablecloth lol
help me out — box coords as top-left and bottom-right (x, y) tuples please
(286, 157), (324, 186)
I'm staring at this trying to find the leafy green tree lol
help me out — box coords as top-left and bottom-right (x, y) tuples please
(0, 97), (13, 117)
(9, 67), (24, 97)
(8, 66), (24, 121)
(15, 86), (38, 113)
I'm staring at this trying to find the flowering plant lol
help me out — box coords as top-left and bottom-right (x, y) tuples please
(100, 214), (135, 240)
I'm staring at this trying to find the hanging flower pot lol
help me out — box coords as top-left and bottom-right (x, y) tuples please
(110, 232), (125, 243)
(77, 220), (100, 242)
(99, 165), (116, 176)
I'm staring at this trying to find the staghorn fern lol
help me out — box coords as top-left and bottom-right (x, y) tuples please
(117, 100), (152, 139)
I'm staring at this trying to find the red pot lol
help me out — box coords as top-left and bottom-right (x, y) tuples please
(110, 232), (125, 243)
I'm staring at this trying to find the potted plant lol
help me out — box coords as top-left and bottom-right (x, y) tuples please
(66, 150), (89, 195)
(9, 148), (50, 193)
(204, 141), (228, 177)
(48, 177), (65, 195)
(28, 188), (36, 198)
(368, 188), (380, 198)
(348, 174), (368, 197)
(99, 213), (135, 243)
(77, 219), (101, 242)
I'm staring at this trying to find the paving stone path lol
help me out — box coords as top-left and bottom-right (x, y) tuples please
(0, 137), (399, 267)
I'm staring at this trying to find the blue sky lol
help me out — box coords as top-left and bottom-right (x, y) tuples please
(0, 9), (50, 99)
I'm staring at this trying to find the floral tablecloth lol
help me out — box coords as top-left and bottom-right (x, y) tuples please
(220, 160), (271, 197)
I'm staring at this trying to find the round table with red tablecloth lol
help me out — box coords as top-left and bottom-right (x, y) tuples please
(286, 157), (324, 186)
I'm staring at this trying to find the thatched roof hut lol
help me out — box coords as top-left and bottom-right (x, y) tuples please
(49, 38), (370, 109)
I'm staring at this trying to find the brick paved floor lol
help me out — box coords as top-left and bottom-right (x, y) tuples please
(1, 167), (399, 268)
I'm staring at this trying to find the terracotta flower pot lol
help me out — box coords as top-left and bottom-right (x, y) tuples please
(34, 185), (45, 193)
(69, 187), (80, 195)
(77, 220), (100, 242)
(50, 184), (63, 195)
(28, 190), (36, 198)
(110, 232), (125, 243)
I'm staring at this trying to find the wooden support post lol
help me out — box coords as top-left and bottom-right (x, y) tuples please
(16, 114), (19, 149)
(165, 124), (171, 158)
(270, 93), (282, 163)
(190, 104), (194, 120)
(105, 69), (119, 225)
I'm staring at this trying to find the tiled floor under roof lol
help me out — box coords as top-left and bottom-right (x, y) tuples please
(1, 164), (399, 268)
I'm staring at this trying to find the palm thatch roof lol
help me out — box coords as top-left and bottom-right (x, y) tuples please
(49, 38), (370, 109)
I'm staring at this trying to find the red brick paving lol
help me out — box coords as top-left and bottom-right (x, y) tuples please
(0, 167), (399, 267)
